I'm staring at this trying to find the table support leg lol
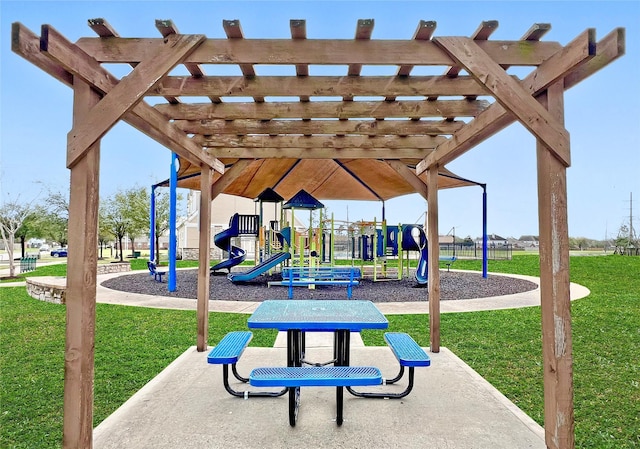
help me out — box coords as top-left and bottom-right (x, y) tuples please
(287, 329), (302, 426)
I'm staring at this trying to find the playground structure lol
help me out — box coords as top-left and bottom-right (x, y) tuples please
(212, 188), (437, 286)
(210, 189), (294, 282)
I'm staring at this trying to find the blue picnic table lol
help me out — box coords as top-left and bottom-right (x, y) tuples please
(247, 300), (388, 425)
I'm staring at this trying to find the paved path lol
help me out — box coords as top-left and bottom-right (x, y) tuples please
(5, 268), (591, 315)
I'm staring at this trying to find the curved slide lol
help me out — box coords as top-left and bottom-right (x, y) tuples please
(402, 225), (428, 285)
(210, 223), (246, 274)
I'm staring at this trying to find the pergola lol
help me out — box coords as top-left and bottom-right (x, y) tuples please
(11, 18), (624, 449)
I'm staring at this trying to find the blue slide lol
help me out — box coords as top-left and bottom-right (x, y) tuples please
(210, 220), (246, 274)
(414, 247), (428, 285)
(401, 224), (428, 285)
(227, 227), (292, 283)
(228, 251), (291, 283)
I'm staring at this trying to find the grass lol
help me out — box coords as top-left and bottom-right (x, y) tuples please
(1, 254), (638, 448)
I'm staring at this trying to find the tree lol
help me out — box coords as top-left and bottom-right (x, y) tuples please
(0, 197), (36, 277)
(98, 205), (114, 259)
(152, 189), (171, 264)
(101, 193), (130, 262)
(122, 186), (150, 257)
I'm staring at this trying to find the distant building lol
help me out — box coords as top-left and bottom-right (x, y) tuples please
(177, 191), (305, 260)
(517, 235), (539, 248)
(475, 233), (509, 247)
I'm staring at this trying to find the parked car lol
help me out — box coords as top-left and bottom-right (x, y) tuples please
(50, 248), (68, 257)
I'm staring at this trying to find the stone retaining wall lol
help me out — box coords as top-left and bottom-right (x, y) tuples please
(26, 277), (67, 304)
(26, 263), (130, 305)
(97, 262), (131, 274)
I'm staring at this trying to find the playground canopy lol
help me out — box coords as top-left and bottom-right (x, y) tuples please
(11, 18), (624, 449)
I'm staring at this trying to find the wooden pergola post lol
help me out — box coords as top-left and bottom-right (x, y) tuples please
(63, 78), (100, 449)
(427, 166), (441, 353)
(537, 81), (574, 449)
(197, 166), (212, 351)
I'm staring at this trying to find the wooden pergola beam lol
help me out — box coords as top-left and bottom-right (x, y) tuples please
(434, 36), (571, 166)
(76, 37), (563, 66)
(206, 147), (434, 159)
(36, 25), (224, 172)
(417, 28), (602, 173)
(199, 134), (445, 149)
(174, 118), (464, 136)
(152, 75), (493, 98)
(156, 99), (490, 120)
(210, 159), (254, 199)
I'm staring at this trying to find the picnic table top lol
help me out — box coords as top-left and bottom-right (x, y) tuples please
(247, 299), (388, 331)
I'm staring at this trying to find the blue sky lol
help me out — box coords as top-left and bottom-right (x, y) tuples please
(1, 1), (638, 240)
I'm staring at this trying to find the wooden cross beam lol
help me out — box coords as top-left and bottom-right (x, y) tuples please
(434, 36), (571, 166)
(417, 28), (613, 174)
(36, 25), (224, 172)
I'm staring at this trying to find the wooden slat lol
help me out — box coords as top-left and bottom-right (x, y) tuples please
(536, 82), (574, 449)
(76, 37), (563, 66)
(38, 25), (223, 172)
(65, 32), (206, 168)
(521, 23), (551, 41)
(344, 19), (374, 101)
(152, 75), (490, 97)
(385, 20), (436, 102)
(223, 20), (263, 103)
(156, 99), (490, 120)
(199, 134), (444, 149)
(155, 19), (223, 104)
(174, 118), (464, 136)
(433, 36), (571, 166)
(205, 147), (434, 159)
(417, 28), (599, 173)
(87, 18), (120, 38)
(290, 19), (309, 102)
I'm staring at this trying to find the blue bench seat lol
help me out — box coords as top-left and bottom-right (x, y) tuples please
(207, 331), (285, 398)
(439, 256), (457, 271)
(250, 365), (381, 426)
(279, 266), (361, 299)
(147, 261), (166, 282)
(347, 332), (430, 399)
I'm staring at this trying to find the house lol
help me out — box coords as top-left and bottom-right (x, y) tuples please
(475, 234), (509, 247)
(517, 235), (540, 248)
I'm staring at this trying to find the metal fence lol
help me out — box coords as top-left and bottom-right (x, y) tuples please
(439, 243), (513, 260)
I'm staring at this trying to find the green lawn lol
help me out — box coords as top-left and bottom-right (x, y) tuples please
(1, 254), (638, 448)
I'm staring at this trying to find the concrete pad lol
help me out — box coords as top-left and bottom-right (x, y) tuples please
(94, 345), (545, 449)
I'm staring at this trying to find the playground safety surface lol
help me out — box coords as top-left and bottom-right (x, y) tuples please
(101, 268), (539, 302)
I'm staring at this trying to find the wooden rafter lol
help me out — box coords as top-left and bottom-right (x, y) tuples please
(417, 28), (623, 173)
